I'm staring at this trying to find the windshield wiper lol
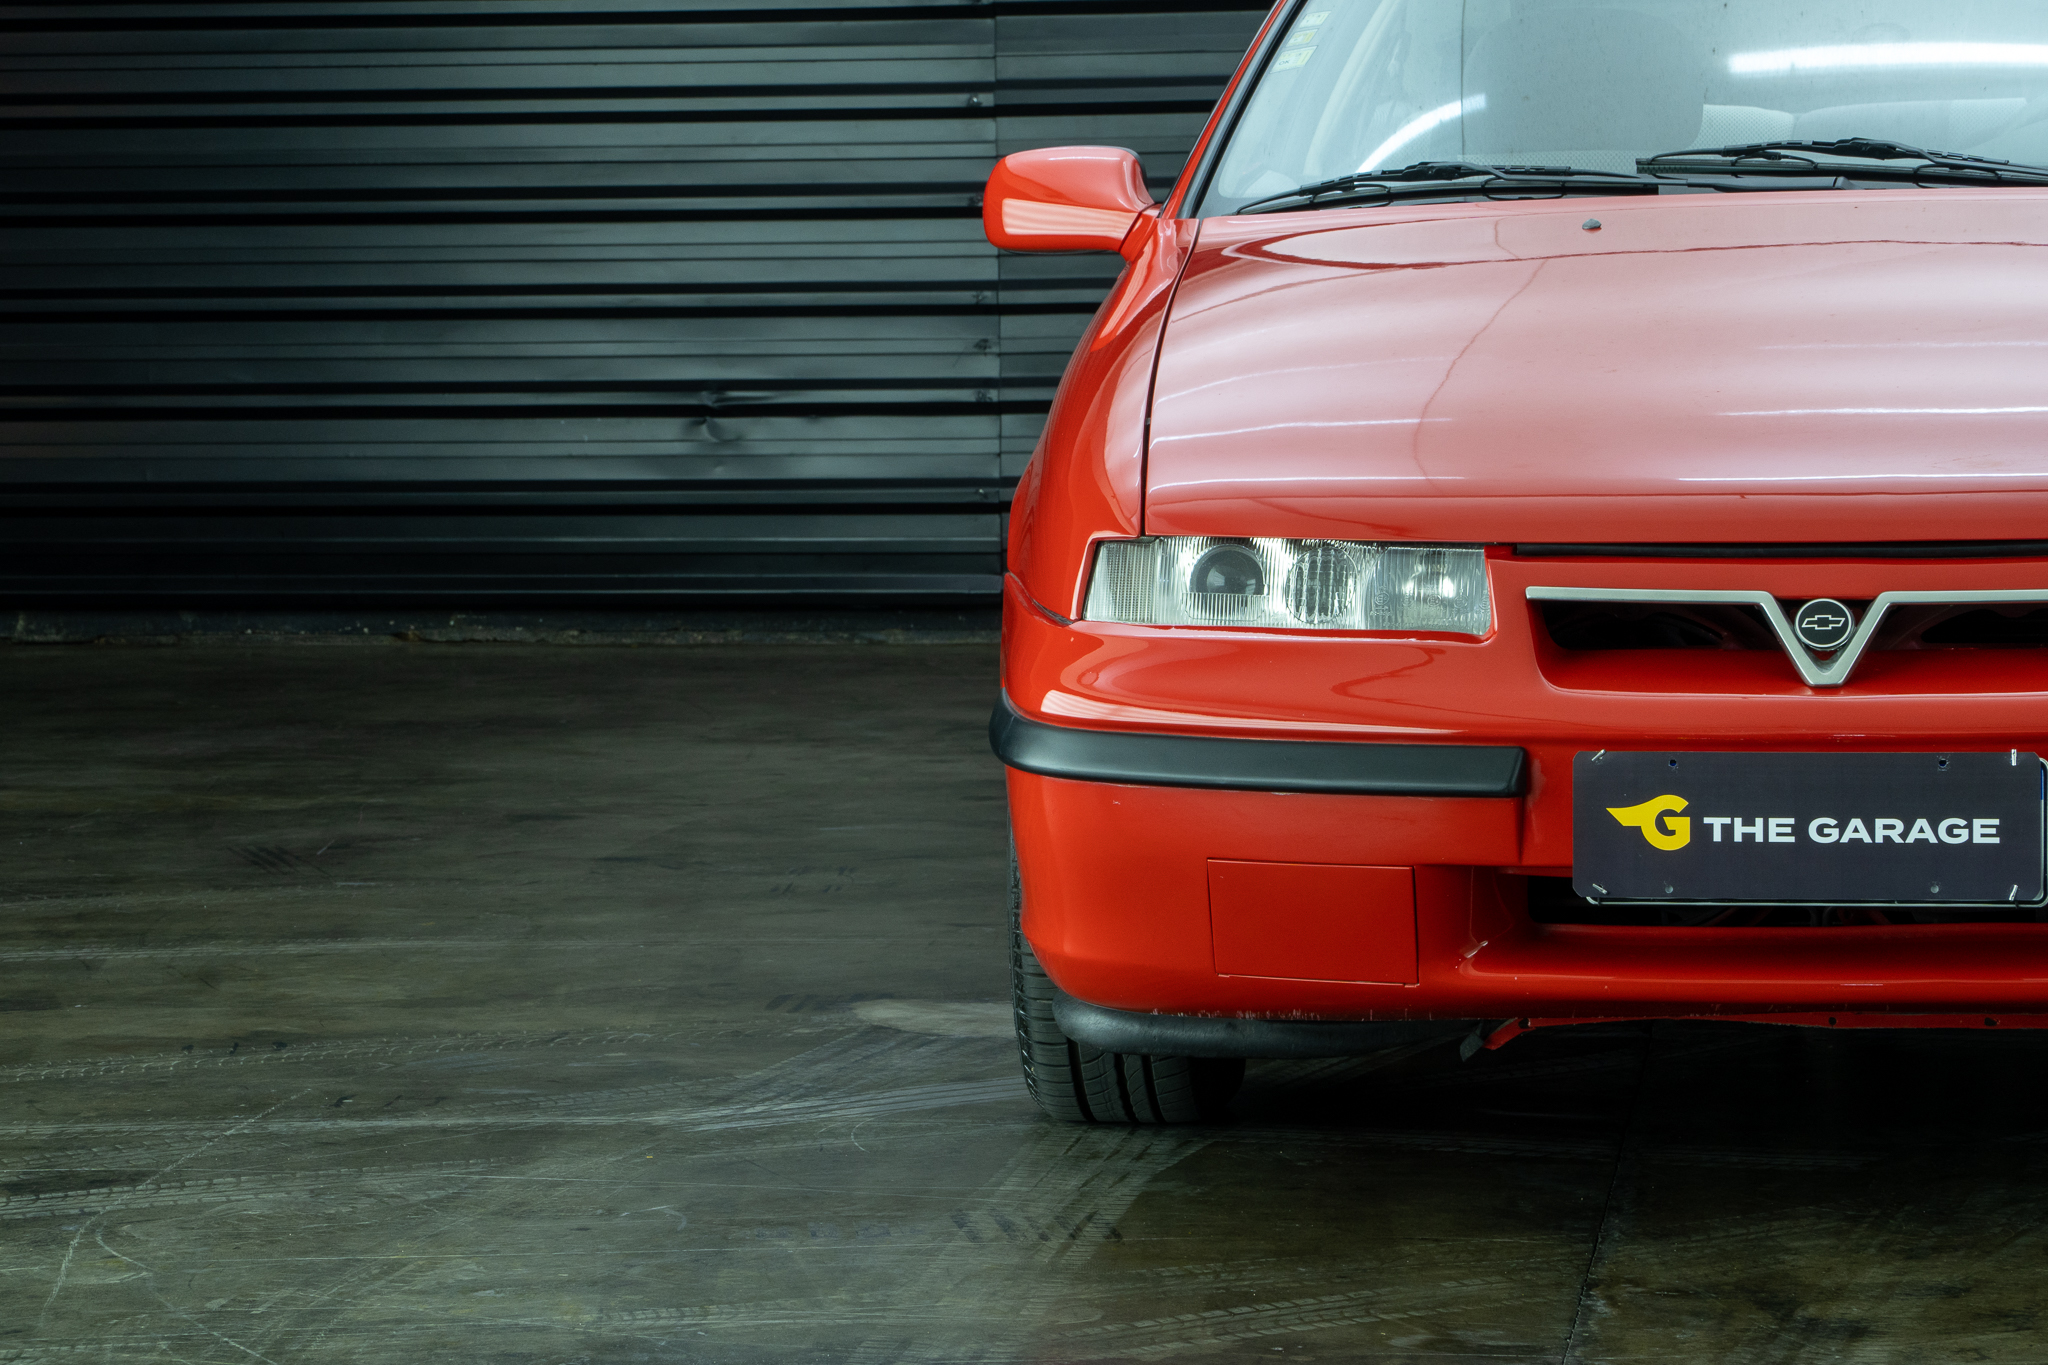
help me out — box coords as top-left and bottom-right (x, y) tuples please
(1641, 138), (2048, 185)
(1237, 161), (1664, 214)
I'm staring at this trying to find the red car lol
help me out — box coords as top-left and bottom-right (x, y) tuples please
(987, 0), (2048, 1123)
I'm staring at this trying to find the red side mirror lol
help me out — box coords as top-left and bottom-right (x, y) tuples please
(982, 147), (1158, 258)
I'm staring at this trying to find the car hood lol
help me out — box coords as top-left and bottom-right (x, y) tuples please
(1145, 190), (2048, 544)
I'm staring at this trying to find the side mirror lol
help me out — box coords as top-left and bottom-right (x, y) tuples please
(982, 147), (1158, 257)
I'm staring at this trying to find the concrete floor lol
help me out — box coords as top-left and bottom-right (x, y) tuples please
(4, 642), (2047, 1364)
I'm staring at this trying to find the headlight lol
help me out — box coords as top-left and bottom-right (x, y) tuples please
(1082, 537), (1491, 635)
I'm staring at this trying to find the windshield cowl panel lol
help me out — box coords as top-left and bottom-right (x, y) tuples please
(1210, 184), (2048, 258)
(1146, 191), (2048, 545)
(1201, 0), (2048, 217)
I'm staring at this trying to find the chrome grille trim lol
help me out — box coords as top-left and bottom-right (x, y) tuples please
(1526, 587), (2048, 687)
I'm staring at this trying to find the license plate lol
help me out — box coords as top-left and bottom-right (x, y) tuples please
(1572, 751), (2044, 904)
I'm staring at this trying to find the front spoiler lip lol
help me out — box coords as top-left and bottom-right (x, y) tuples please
(989, 695), (1527, 796)
(1052, 989), (1479, 1058)
(1053, 993), (2048, 1059)
(1056, 991), (2048, 1060)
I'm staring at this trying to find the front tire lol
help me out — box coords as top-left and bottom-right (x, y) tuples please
(1009, 837), (1242, 1123)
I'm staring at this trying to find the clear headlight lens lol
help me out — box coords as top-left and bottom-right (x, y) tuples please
(1082, 537), (1491, 635)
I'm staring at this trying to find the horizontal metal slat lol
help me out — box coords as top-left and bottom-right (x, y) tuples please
(0, 0), (1267, 600)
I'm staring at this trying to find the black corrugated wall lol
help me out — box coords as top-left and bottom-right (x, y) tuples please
(0, 0), (1266, 602)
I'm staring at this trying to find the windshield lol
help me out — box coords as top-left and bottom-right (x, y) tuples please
(1199, 0), (2048, 214)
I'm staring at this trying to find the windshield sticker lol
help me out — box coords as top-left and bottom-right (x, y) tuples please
(1273, 47), (1315, 70)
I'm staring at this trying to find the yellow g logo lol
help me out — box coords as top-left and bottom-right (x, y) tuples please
(1608, 794), (1691, 850)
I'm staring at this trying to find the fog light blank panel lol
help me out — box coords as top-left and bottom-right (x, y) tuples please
(1207, 860), (1418, 984)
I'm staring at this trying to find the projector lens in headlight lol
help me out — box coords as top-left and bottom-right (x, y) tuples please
(1082, 537), (1491, 635)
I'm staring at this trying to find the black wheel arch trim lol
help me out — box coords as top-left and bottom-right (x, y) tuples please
(1052, 989), (1480, 1059)
(989, 695), (1526, 796)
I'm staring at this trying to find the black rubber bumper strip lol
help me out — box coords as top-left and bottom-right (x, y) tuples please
(1054, 990), (1480, 1059)
(989, 698), (1526, 796)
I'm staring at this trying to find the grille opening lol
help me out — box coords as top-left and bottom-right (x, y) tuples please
(1890, 605), (2048, 649)
(1541, 600), (2048, 652)
(1540, 600), (1776, 650)
(1524, 876), (2047, 926)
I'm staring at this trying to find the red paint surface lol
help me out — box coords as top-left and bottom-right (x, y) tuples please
(1208, 860), (1419, 984)
(981, 146), (1155, 256)
(1012, 764), (2048, 1017)
(1001, 560), (2048, 874)
(1005, 216), (1198, 619)
(1149, 192), (2048, 544)
(990, 180), (2048, 1027)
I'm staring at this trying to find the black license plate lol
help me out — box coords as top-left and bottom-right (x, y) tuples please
(1572, 751), (2044, 904)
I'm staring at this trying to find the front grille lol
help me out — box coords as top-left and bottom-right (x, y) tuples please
(1540, 600), (1774, 650)
(1539, 600), (2048, 651)
(1908, 605), (2048, 647)
(1524, 876), (2047, 925)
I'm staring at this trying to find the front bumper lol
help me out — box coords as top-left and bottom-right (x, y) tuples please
(999, 565), (2048, 1022)
(1006, 757), (2048, 1020)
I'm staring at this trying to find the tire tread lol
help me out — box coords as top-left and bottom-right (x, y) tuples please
(1009, 834), (1242, 1125)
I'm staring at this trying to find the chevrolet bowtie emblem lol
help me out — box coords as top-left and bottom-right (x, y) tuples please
(1792, 598), (1853, 652)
